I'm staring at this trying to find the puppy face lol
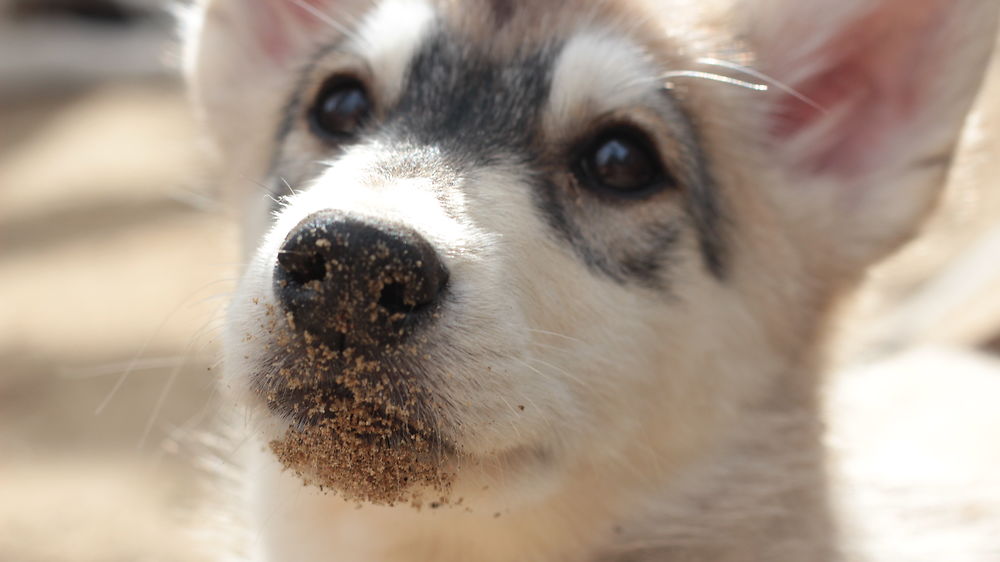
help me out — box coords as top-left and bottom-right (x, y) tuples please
(188, 0), (997, 507)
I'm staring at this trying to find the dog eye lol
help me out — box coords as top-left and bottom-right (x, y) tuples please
(309, 77), (372, 140)
(576, 128), (671, 197)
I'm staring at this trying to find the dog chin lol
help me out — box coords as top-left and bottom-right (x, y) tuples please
(241, 353), (560, 509)
(253, 411), (560, 511)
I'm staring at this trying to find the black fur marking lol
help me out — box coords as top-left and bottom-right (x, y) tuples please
(385, 33), (554, 161)
(532, 177), (587, 270)
(659, 89), (726, 279)
(532, 177), (682, 291)
(621, 222), (683, 286)
(487, 0), (516, 26)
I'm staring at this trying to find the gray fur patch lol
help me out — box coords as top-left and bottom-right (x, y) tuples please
(382, 31), (555, 162)
(268, 25), (724, 288)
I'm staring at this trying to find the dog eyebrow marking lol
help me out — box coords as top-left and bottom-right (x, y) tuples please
(659, 88), (726, 279)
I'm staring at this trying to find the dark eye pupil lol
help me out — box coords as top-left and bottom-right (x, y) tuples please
(311, 79), (371, 138)
(587, 136), (659, 192)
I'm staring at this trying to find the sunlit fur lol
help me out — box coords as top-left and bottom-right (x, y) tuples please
(185, 0), (999, 560)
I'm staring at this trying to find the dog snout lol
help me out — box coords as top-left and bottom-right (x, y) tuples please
(274, 212), (448, 350)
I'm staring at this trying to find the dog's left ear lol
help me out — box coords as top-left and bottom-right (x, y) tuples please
(189, 0), (354, 64)
(741, 0), (998, 268)
(185, 0), (367, 160)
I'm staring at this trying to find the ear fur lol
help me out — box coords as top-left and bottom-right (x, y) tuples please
(743, 0), (999, 268)
(184, 0), (368, 163)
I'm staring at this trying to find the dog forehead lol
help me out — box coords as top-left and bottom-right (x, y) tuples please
(348, 0), (678, 92)
(354, 0), (672, 129)
(386, 31), (555, 153)
(425, 0), (666, 53)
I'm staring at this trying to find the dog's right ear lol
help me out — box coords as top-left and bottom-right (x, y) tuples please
(184, 0), (367, 160)
(735, 0), (998, 271)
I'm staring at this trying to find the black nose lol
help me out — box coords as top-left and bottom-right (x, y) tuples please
(274, 212), (448, 350)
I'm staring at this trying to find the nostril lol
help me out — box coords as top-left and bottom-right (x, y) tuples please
(378, 282), (412, 315)
(378, 264), (449, 316)
(277, 248), (328, 286)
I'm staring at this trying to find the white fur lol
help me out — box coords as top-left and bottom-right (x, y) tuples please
(351, 0), (437, 105)
(186, 0), (1000, 560)
(546, 30), (659, 129)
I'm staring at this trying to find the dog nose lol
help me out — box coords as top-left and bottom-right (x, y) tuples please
(274, 212), (448, 349)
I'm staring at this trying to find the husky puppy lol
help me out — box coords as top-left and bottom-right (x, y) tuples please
(185, 1), (999, 560)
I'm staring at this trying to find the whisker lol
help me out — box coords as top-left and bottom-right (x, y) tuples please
(525, 328), (586, 345)
(137, 354), (184, 450)
(237, 173), (295, 212)
(661, 70), (769, 92)
(509, 356), (546, 379)
(526, 356), (588, 387)
(190, 290), (237, 308)
(695, 57), (827, 113)
(496, 395), (524, 441)
(60, 356), (209, 379)
(149, 385), (223, 467)
(527, 340), (576, 355)
(139, 313), (224, 450)
(95, 311), (176, 415)
(168, 187), (221, 213)
(514, 393), (561, 446)
(279, 176), (298, 197)
(286, 0), (366, 45)
(228, 425), (256, 457)
(246, 177), (285, 207)
(508, 355), (587, 390)
(94, 276), (231, 415)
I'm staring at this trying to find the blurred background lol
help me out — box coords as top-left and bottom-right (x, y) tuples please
(0, 2), (999, 561)
(0, 1), (231, 560)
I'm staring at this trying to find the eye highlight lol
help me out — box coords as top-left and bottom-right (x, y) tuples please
(575, 127), (673, 198)
(309, 76), (372, 140)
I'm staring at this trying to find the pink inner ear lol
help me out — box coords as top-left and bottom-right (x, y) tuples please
(254, 0), (331, 62)
(768, 1), (945, 175)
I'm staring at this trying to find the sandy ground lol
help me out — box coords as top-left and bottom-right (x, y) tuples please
(0, 79), (233, 562)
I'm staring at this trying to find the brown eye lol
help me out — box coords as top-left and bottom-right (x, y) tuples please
(309, 77), (372, 140)
(576, 127), (671, 197)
